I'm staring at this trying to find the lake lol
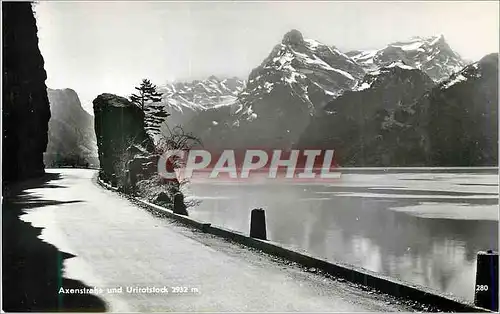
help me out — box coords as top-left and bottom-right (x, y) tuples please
(186, 168), (499, 302)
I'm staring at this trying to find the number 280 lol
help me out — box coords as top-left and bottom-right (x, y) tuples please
(476, 285), (489, 292)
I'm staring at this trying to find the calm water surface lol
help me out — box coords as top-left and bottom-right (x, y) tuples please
(186, 169), (499, 302)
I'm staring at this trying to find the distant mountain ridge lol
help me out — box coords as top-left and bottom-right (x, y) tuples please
(152, 30), (496, 167)
(160, 76), (245, 112)
(157, 76), (245, 132)
(347, 35), (466, 82)
(45, 88), (98, 167)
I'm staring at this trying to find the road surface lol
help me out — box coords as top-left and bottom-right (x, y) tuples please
(4, 168), (415, 312)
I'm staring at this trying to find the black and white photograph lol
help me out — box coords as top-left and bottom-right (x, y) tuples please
(2, 0), (499, 312)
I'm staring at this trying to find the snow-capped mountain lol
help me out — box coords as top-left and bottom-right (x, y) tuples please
(347, 35), (466, 82)
(157, 76), (245, 128)
(185, 29), (368, 149)
(235, 29), (366, 121)
(159, 31), (496, 167)
(182, 30), (370, 149)
(159, 76), (244, 112)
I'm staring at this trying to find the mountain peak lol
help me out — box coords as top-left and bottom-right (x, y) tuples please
(406, 34), (444, 44)
(282, 29), (304, 46)
(350, 34), (464, 81)
(430, 34), (449, 46)
(434, 34), (445, 42)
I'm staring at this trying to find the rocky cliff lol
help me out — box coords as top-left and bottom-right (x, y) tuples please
(2, 2), (51, 182)
(45, 88), (98, 167)
(93, 94), (153, 184)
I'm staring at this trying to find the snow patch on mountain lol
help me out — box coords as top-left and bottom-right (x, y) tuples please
(352, 61), (430, 92)
(355, 82), (372, 91)
(442, 74), (468, 89)
(386, 61), (416, 70)
(391, 40), (425, 52)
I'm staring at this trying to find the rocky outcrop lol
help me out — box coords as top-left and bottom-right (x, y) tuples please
(94, 93), (188, 213)
(2, 2), (51, 182)
(45, 88), (98, 167)
(93, 94), (154, 185)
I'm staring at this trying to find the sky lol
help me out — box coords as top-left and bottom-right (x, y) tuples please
(34, 1), (499, 114)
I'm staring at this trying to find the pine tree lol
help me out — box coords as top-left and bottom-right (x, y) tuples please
(130, 79), (170, 135)
(130, 79), (163, 111)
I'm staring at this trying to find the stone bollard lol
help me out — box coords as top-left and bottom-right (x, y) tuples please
(474, 250), (498, 311)
(110, 174), (118, 187)
(173, 192), (188, 216)
(250, 208), (267, 240)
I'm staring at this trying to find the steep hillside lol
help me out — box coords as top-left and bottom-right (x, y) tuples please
(44, 88), (98, 167)
(417, 53), (498, 166)
(298, 62), (435, 166)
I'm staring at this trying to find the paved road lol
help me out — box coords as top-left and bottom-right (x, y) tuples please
(8, 168), (414, 312)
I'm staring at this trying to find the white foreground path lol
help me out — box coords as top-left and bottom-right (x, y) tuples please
(19, 168), (413, 312)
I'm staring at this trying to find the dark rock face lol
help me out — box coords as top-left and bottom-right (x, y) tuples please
(45, 88), (98, 167)
(417, 53), (498, 166)
(298, 64), (436, 166)
(282, 29), (304, 46)
(93, 94), (153, 183)
(2, 2), (51, 182)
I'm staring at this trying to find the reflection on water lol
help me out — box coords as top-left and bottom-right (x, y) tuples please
(187, 170), (499, 302)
